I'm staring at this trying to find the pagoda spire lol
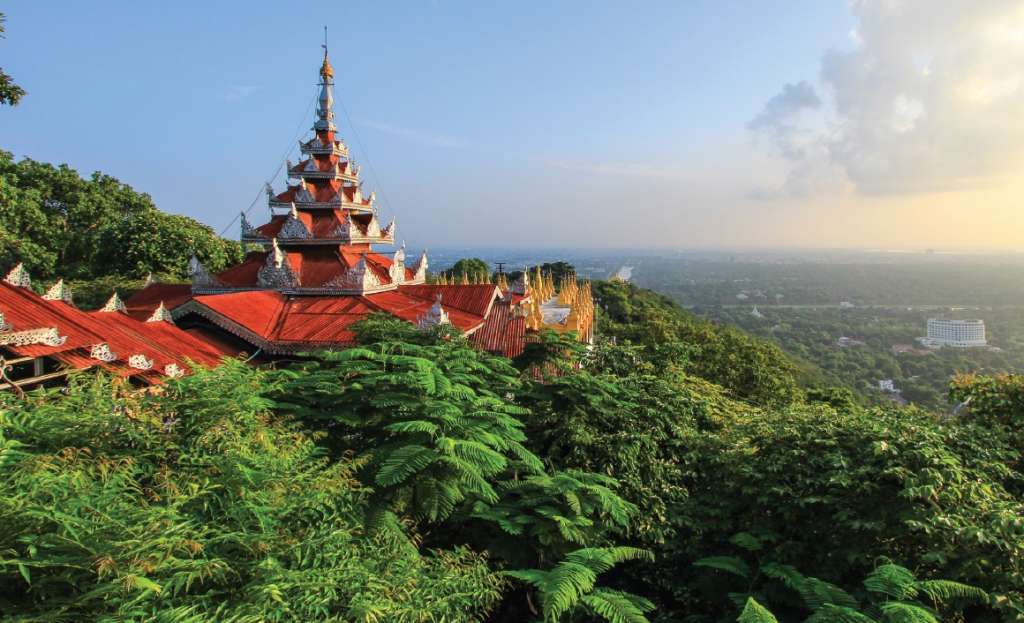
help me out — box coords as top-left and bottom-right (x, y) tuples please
(315, 39), (336, 132)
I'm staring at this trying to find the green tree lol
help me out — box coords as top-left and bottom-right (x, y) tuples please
(444, 257), (491, 282)
(0, 13), (25, 106)
(0, 362), (505, 620)
(0, 151), (243, 282)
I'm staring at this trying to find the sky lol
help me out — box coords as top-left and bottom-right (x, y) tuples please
(1, 1), (1023, 250)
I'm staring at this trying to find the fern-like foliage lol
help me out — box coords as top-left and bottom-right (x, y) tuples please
(506, 547), (654, 623)
(0, 363), (505, 620)
(702, 539), (992, 623)
(737, 597), (779, 623)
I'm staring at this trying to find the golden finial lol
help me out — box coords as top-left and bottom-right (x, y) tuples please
(320, 27), (334, 81)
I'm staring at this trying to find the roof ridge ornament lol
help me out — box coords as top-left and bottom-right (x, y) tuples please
(257, 238), (299, 289)
(189, 255), (222, 290)
(0, 326), (67, 347)
(100, 292), (126, 313)
(410, 250), (429, 284)
(4, 263), (30, 288)
(417, 293), (450, 330)
(146, 301), (175, 323)
(43, 279), (74, 304)
(90, 343), (117, 362)
(280, 204), (311, 240)
(128, 354), (154, 370)
(240, 211), (258, 239)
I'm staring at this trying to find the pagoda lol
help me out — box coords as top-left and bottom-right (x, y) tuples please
(192, 50), (422, 295)
(126, 47), (593, 359)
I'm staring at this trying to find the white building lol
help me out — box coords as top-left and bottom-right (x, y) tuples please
(878, 379), (897, 392)
(920, 319), (987, 348)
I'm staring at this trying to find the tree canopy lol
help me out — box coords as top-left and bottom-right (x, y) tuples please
(0, 151), (243, 283)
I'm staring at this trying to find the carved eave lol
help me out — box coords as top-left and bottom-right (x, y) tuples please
(189, 256), (223, 292)
(0, 326), (67, 348)
(164, 363), (185, 378)
(4, 263), (30, 288)
(417, 294), (451, 330)
(256, 239), (299, 289)
(390, 242), (407, 285)
(43, 279), (74, 305)
(300, 136), (349, 157)
(100, 292), (127, 313)
(90, 343), (117, 362)
(278, 204), (312, 240)
(0, 311), (9, 332)
(128, 354), (154, 370)
(409, 250), (429, 285)
(240, 212), (262, 241)
(146, 302), (175, 324)
(322, 256), (392, 295)
(287, 158), (359, 182)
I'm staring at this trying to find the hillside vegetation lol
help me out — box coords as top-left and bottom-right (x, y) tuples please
(3, 310), (1023, 622)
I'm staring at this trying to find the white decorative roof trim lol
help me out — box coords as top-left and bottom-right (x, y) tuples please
(146, 302), (175, 323)
(0, 327), (67, 348)
(43, 279), (74, 304)
(257, 239), (299, 289)
(164, 363), (185, 378)
(4, 263), (30, 288)
(240, 212), (259, 239)
(0, 311), (9, 332)
(295, 183), (315, 203)
(279, 205), (311, 240)
(100, 292), (126, 313)
(410, 250), (429, 284)
(90, 343), (117, 362)
(128, 354), (154, 370)
(189, 256), (222, 290)
(418, 294), (450, 330)
(323, 257), (383, 294)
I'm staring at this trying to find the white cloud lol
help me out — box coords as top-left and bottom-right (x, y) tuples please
(221, 85), (260, 102)
(358, 120), (467, 148)
(750, 0), (1024, 196)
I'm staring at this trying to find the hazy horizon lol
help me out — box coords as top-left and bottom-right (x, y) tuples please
(2, 1), (1022, 250)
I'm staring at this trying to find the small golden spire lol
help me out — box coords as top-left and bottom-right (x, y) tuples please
(320, 28), (334, 81)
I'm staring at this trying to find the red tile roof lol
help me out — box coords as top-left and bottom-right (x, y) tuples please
(0, 281), (232, 382)
(471, 300), (527, 358)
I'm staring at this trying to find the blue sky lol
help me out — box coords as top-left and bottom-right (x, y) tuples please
(3, 2), (1022, 249)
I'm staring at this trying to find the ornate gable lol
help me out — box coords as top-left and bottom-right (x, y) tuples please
(257, 239), (299, 289)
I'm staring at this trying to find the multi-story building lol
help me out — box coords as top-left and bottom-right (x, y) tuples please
(921, 318), (987, 348)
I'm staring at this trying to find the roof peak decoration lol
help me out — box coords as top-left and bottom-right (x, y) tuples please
(257, 238), (299, 289)
(0, 326), (67, 348)
(100, 292), (126, 313)
(418, 293), (450, 330)
(146, 301), (175, 324)
(324, 255), (384, 294)
(4, 263), (30, 288)
(279, 203), (311, 240)
(189, 255), (222, 291)
(43, 279), (74, 305)
(90, 343), (117, 362)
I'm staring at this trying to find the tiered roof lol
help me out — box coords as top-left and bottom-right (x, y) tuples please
(128, 49), (591, 361)
(191, 47), (420, 296)
(0, 264), (230, 388)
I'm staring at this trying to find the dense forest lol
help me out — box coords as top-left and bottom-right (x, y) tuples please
(3, 290), (1024, 621)
(2, 76), (1023, 619)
